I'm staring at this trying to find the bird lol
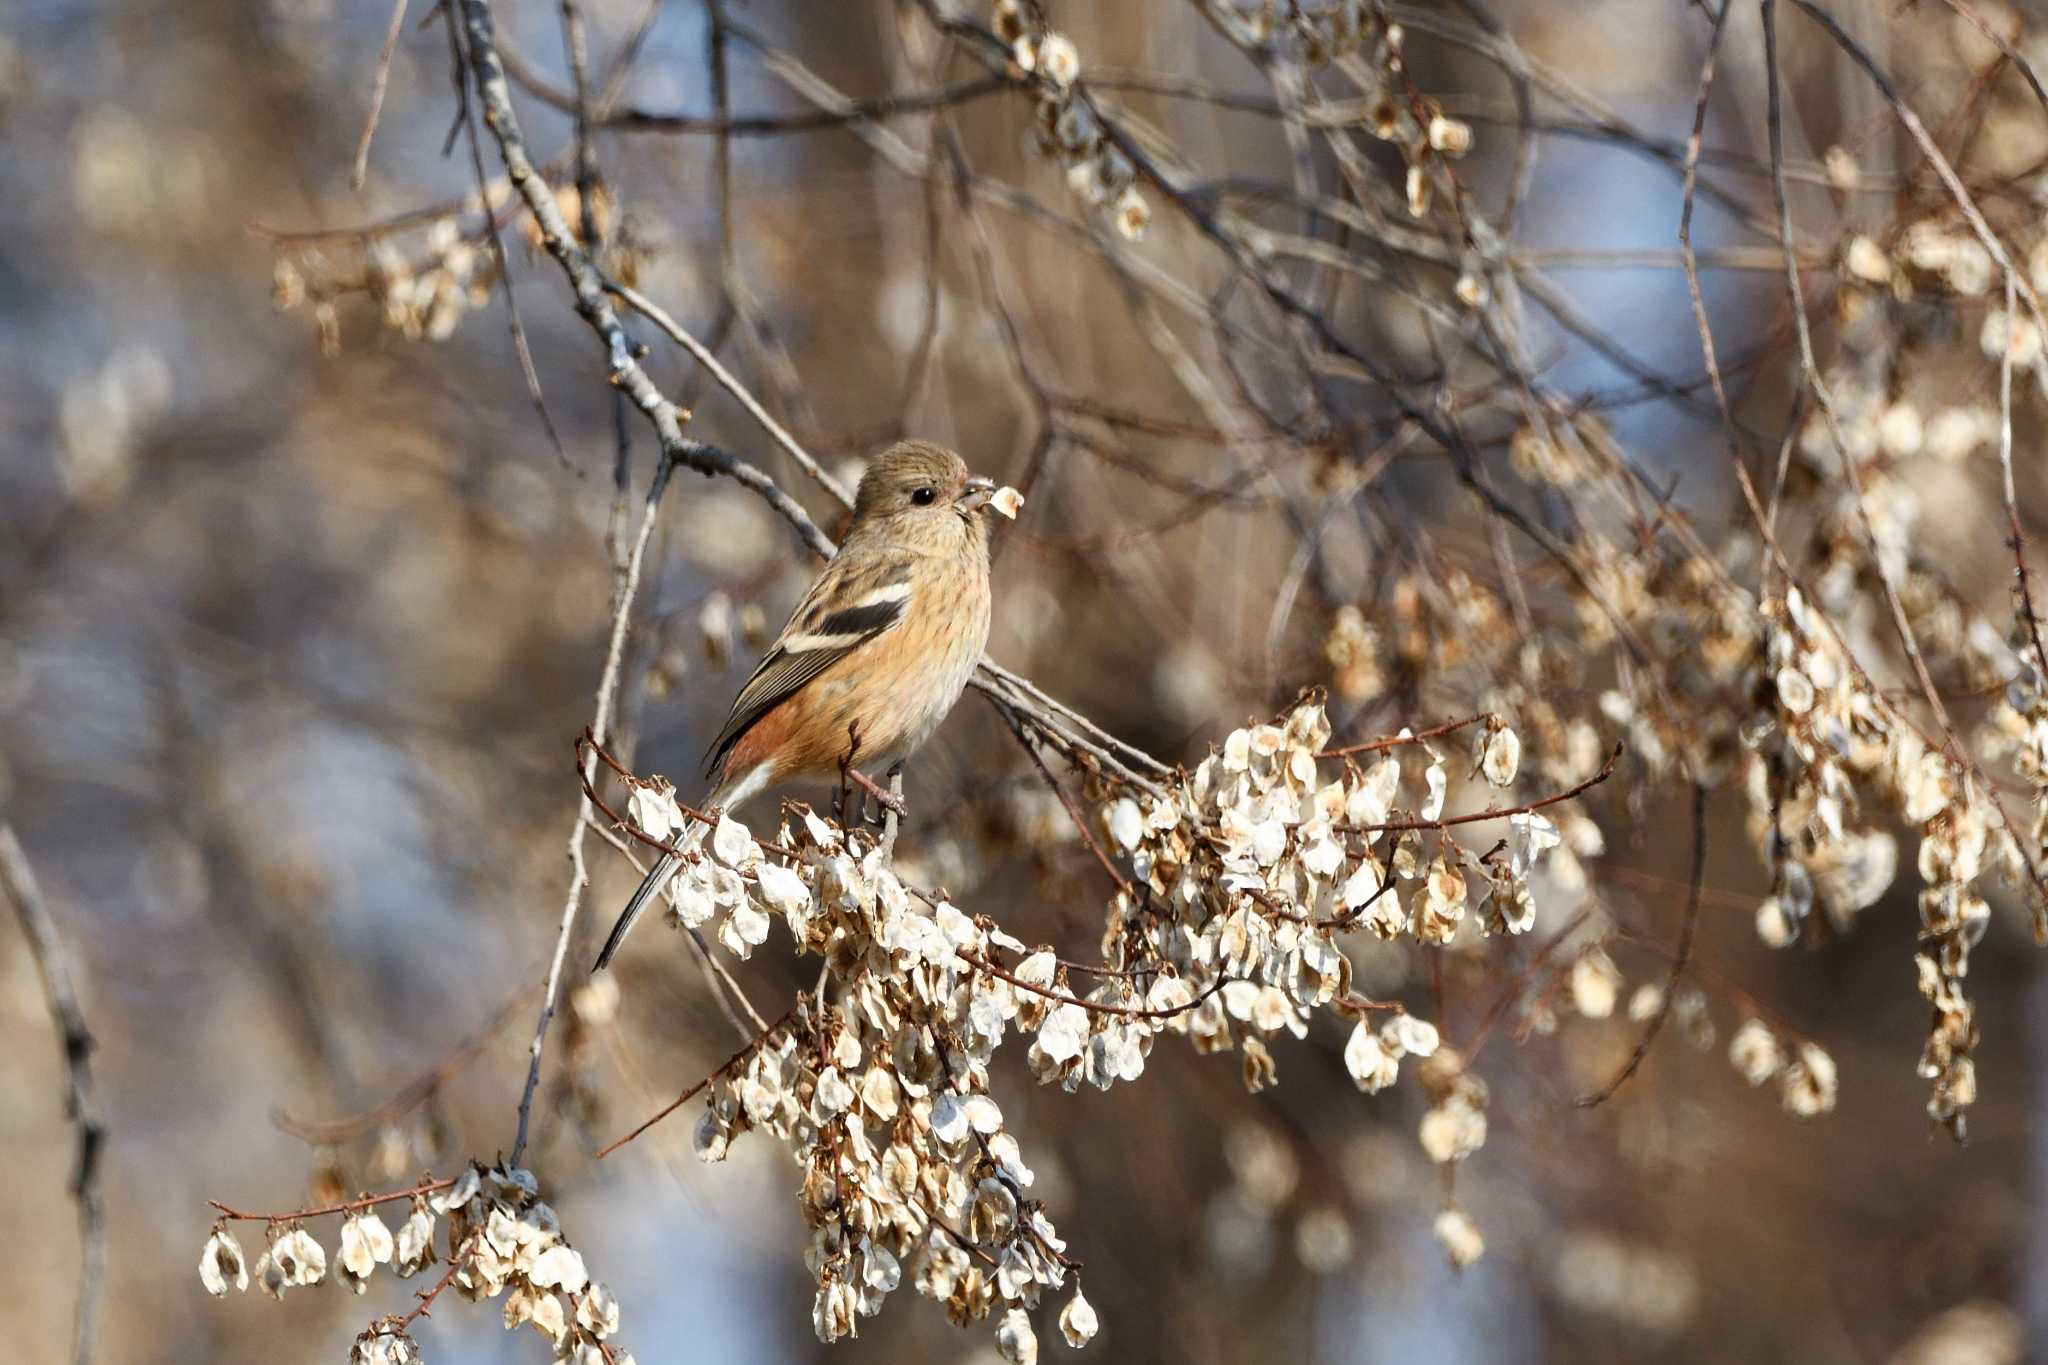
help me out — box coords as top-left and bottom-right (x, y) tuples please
(594, 440), (1003, 972)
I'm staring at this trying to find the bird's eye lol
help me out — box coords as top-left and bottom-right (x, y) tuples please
(911, 486), (937, 506)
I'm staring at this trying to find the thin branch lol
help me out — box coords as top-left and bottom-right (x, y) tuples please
(209, 1174), (457, 1225)
(443, 4), (570, 470)
(594, 999), (803, 1159)
(955, 951), (1229, 1021)
(1998, 267), (2048, 686)
(1576, 784), (1707, 1108)
(605, 279), (850, 505)
(272, 987), (529, 1147)
(0, 824), (104, 1365)
(1330, 742), (1620, 835)
(351, 0), (412, 191)
(510, 483), (668, 1165)
(1318, 712), (1493, 759)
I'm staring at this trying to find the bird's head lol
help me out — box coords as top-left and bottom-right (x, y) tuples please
(849, 441), (999, 545)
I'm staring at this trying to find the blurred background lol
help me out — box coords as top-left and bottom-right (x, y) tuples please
(3, 0), (2046, 1361)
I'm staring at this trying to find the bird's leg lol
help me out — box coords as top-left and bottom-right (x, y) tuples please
(836, 721), (863, 827)
(881, 762), (906, 860)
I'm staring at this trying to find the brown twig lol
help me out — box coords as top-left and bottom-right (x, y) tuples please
(1317, 712), (1494, 759)
(595, 999), (803, 1159)
(955, 950), (1227, 1021)
(1330, 742), (1620, 835)
(209, 1174), (458, 1225)
(383, 1234), (473, 1331)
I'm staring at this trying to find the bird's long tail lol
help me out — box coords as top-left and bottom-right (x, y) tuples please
(592, 841), (689, 972)
(592, 765), (768, 973)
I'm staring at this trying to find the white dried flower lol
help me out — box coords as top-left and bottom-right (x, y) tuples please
(395, 1202), (435, 1276)
(1405, 163), (1429, 217)
(1480, 724), (1520, 787)
(815, 1066), (856, 1115)
(1981, 308), (2043, 366)
(1038, 32), (1079, 86)
(1946, 238), (1993, 295)
(1775, 667), (1815, 715)
(527, 1288), (569, 1345)
(528, 1243), (587, 1294)
(1059, 1287), (1100, 1346)
(338, 1211), (395, 1293)
(1508, 811), (1560, 877)
(719, 898), (772, 957)
(1420, 760), (1448, 821)
(200, 1228), (248, 1296)
(997, 1305), (1040, 1363)
(270, 1226), (327, 1288)
(1433, 1207), (1485, 1268)
(626, 781), (680, 844)
(1924, 407), (1990, 462)
(1728, 1019), (1782, 1086)
(1038, 1001), (1089, 1063)
(1754, 896), (1798, 949)
(1344, 1020), (1398, 1093)
(1569, 950), (1623, 1020)
(1823, 144), (1860, 191)
(698, 592), (735, 665)
(1427, 115), (1472, 156)
(1294, 1206), (1354, 1274)
(1780, 1042), (1838, 1117)
(1383, 1014), (1440, 1058)
(753, 862), (810, 919)
(1877, 402), (1922, 459)
(573, 1281), (621, 1338)
(433, 1164), (481, 1213)
(1418, 1097), (1486, 1163)
(1843, 234), (1891, 284)
(1107, 799), (1143, 851)
(1113, 187), (1150, 242)
(711, 813), (758, 868)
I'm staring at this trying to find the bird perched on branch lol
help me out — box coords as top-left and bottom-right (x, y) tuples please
(594, 440), (1014, 971)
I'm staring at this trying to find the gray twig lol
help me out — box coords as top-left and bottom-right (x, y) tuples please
(0, 824), (104, 1365)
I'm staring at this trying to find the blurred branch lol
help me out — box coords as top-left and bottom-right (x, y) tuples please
(272, 987), (529, 1148)
(442, 2), (569, 469)
(0, 823), (104, 1365)
(605, 280), (851, 507)
(350, 0), (410, 191)
(1576, 783), (1706, 1109)
(511, 482), (668, 1166)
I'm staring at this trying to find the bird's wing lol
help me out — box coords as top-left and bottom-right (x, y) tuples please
(703, 556), (914, 777)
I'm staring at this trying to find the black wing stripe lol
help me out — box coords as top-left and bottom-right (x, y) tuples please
(808, 596), (906, 641)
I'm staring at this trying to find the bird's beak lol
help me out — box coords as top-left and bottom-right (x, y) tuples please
(957, 475), (997, 514)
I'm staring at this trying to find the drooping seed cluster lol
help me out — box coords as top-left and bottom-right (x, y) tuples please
(269, 184), (642, 356)
(200, 1163), (627, 1365)
(599, 694), (1580, 1338)
(1745, 587), (2029, 1135)
(992, 3), (1149, 243)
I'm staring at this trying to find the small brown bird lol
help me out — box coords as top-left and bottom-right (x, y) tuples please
(595, 441), (1004, 971)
